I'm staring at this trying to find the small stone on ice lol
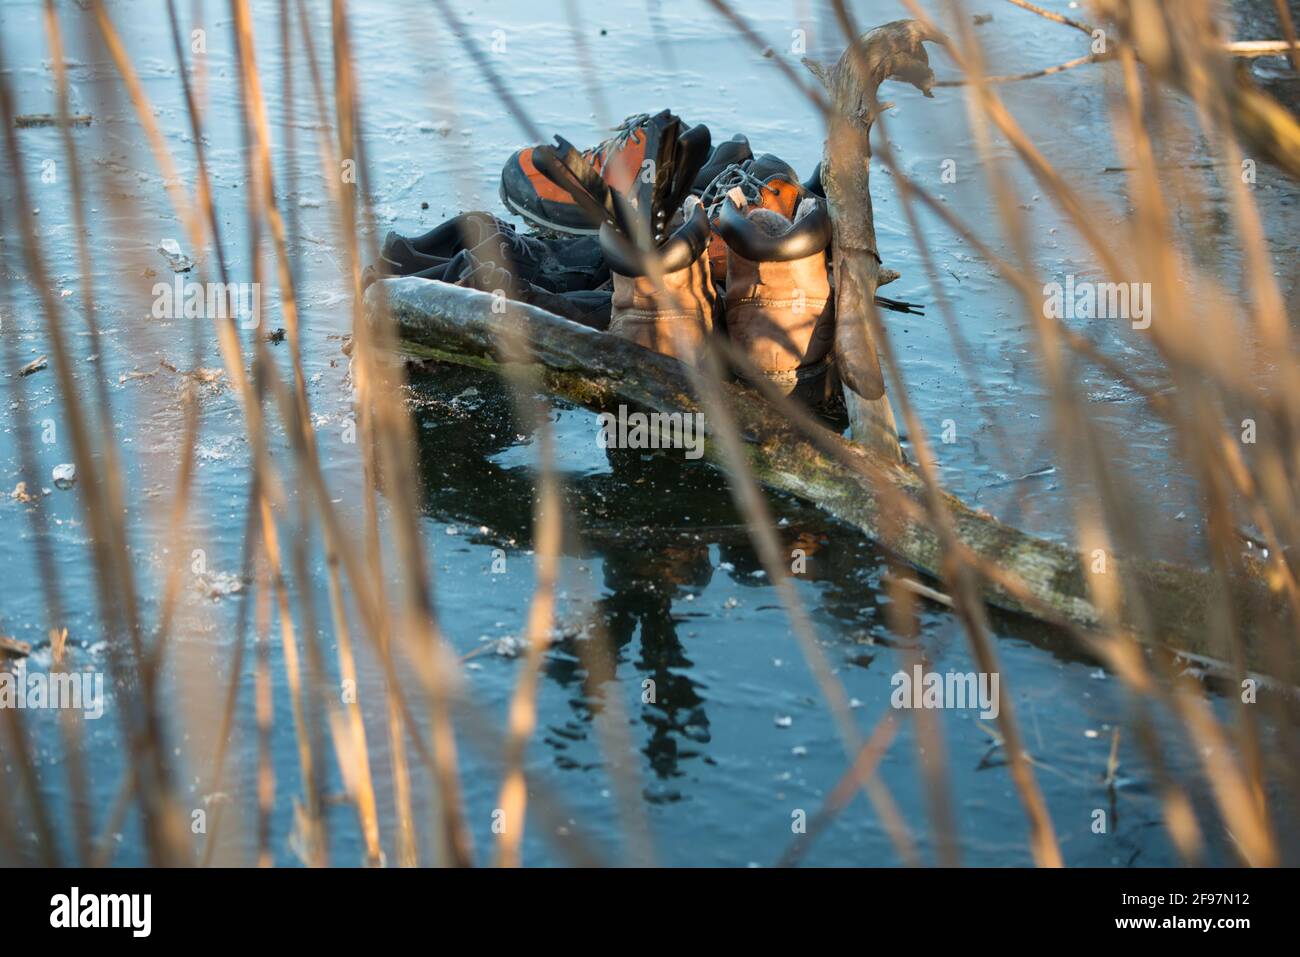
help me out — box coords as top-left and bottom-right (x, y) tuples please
(158, 238), (194, 273)
(52, 464), (76, 489)
(494, 635), (523, 658)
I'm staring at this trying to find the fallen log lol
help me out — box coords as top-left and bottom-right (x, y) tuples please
(365, 276), (1292, 672)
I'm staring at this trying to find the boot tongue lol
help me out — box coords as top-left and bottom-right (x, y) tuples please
(791, 196), (820, 224)
(727, 186), (794, 231)
(756, 177), (802, 219)
(745, 206), (796, 238)
(625, 110), (682, 245)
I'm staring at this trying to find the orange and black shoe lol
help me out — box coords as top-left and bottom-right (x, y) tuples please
(526, 120), (718, 363)
(499, 110), (711, 236)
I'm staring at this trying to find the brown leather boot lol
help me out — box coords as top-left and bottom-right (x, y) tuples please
(600, 196), (716, 363)
(716, 186), (835, 400)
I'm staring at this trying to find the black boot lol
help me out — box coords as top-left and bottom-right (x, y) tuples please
(382, 211), (509, 263)
(455, 255), (611, 331)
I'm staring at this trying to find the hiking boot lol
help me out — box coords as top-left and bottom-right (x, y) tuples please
(381, 211), (609, 293)
(380, 211), (507, 269)
(453, 252), (612, 330)
(500, 110), (710, 236)
(698, 156), (808, 280)
(378, 235), (453, 276)
(600, 195), (716, 362)
(528, 121), (717, 361)
(690, 134), (753, 194)
(714, 184), (836, 400)
(374, 211), (508, 283)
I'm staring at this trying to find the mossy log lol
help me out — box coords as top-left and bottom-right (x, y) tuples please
(365, 276), (1291, 672)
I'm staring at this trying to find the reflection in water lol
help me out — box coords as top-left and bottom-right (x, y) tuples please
(403, 355), (1098, 784)
(559, 542), (713, 793)
(400, 360), (1296, 864)
(406, 361), (885, 793)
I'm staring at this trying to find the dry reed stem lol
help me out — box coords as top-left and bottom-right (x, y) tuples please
(420, 2), (674, 865)
(1269, 0), (1300, 72)
(1, 28), (185, 865)
(933, 51), (1114, 86)
(328, 0), (474, 866)
(2, 0), (1293, 871)
(777, 711), (906, 866)
(287, 0), (396, 866)
(253, 554), (275, 867)
(942, 0), (1287, 863)
(816, 0), (1064, 866)
(0, 7), (91, 859)
(493, 383), (563, 867)
(933, 0), (1224, 865)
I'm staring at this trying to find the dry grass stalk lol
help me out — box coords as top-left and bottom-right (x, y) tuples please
(0, 0), (1295, 872)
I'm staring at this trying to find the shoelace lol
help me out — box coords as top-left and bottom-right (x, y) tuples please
(698, 162), (780, 220)
(590, 112), (651, 171)
(491, 228), (539, 264)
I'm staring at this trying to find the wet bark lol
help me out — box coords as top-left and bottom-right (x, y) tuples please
(804, 19), (944, 463)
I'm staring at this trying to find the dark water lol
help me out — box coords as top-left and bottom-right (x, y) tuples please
(1, 0), (1297, 866)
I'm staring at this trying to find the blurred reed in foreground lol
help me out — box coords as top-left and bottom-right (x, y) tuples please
(0, 0), (1297, 868)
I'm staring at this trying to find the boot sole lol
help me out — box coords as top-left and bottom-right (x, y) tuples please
(499, 182), (599, 237)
